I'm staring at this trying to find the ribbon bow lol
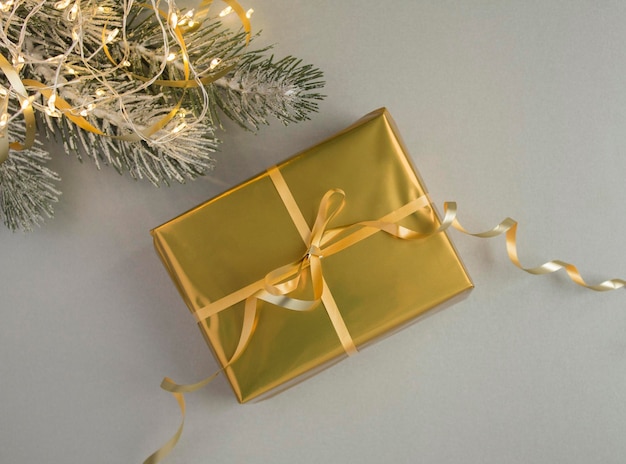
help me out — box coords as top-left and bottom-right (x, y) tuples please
(259, 189), (345, 309)
(227, 188), (358, 366)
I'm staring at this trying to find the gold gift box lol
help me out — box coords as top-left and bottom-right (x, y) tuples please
(151, 108), (473, 403)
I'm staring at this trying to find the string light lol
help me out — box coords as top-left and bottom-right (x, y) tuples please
(169, 12), (179, 28)
(219, 6), (233, 17)
(44, 108), (62, 118)
(0, 0), (255, 141)
(0, 0), (14, 13)
(0, 88), (8, 130)
(66, 2), (79, 21)
(79, 104), (95, 117)
(171, 122), (186, 134)
(12, 54), (25, 71)
(176, 9), (195, 27)
(105, 28), (119, 44)
(47, 94), (57, 113)
(209, 58), (221, 70)
(45, 54), (62, 63)
(53, 0), (71, 9)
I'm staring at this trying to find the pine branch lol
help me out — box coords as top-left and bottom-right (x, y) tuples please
(0, 101), (60, 231)
(212, 54), (325, 131)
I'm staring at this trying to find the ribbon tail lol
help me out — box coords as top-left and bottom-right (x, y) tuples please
(229, 295), (258, 363)
(446, 203), (626, 292)
(145, 289), (261, 461)
(142, 390), (186, 464)
(143, 372), (221, 464)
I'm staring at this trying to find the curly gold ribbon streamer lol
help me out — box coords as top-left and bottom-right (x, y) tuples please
(0, 54), (37, 164)
(142, 372), (220, 464)
(440, 202), (626, 291)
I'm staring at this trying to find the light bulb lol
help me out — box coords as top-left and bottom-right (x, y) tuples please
(54, 0), (71, 9)
(209, 58), (221, 70)
(67, 2), (79, 21)
(105, 28), (119, 44)
(0, 0), (14, 13)
(12, 54), (25, 71)
(47, 94), (57, 112)
(171, 122), (186, 134)
(169, 12), (178, 28)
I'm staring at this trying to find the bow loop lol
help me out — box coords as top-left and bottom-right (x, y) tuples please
(309, 188), (346, 247)
(261, 188), (346, 304)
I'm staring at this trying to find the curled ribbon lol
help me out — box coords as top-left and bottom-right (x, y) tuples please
(440, 203), (626, 291)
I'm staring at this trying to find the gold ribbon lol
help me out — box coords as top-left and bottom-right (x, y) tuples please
(440, 203), (626, 291)
(0, 0), (251, 165)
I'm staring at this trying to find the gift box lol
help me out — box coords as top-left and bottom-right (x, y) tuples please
(151, 108), (473, 403)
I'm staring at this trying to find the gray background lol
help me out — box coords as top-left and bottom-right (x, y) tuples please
(2, 1), (626, 463)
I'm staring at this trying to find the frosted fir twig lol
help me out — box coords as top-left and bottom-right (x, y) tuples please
(213, 55), (326, 130)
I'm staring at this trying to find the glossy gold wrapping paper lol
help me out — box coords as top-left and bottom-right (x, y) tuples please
(151, 108), (473, 403)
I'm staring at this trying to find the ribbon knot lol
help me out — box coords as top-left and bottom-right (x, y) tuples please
(305, 245), (323, 259)
(261, 188), (346, 305)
